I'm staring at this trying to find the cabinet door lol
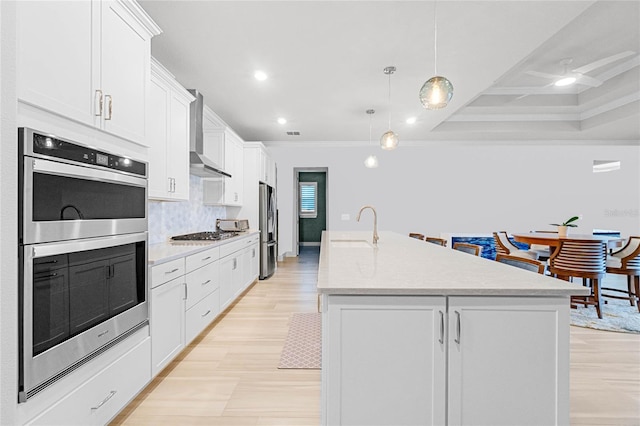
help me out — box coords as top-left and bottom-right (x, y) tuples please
(17, 0), (98, 126)
(150, 277), (185, 376)
(100, 0), (149, 144)
(219, 255), (235, 311)
(250, 242), (260, 282)
(447, 297), (569, 426)
(324, 295), (447, 426)
(233, 141), (244, 205)
(166, 91), (191, 200)
(146, 77), (169, 199)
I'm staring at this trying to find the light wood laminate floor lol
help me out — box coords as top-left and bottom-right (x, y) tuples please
(111, 247), (640, 425)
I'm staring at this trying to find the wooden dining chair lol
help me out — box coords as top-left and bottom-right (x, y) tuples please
(425, 237), (447, 247)
(453, 242), (482, 256)
(409, 233), (425, 240)
(493, 231), (539, 260)
(495, 254), (545, 274)
(603, 236), (640, 312)
(548, 239), (607, 319)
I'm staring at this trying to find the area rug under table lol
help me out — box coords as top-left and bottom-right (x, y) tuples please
(278, 312), (321, 369)
(571, 298), (640, 334)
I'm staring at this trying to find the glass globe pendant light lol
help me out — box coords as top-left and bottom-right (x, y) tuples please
(364, 109), (378, 168)
(419, 1), (453, 110)
(380, 66), (399, 150)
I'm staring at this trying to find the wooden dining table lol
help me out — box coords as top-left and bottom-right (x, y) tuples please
(512, 232), (625, 256)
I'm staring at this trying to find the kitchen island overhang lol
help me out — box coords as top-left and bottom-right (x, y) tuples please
(318, 231), (588, 426)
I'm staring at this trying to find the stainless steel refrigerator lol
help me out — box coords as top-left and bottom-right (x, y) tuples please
(259, 183), (277, 279)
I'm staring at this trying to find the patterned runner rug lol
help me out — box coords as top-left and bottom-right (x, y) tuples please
(571, 298), (640, 334)
(278, 312), (321, 369)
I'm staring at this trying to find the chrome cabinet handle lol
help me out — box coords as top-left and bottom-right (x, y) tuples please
(105, 95), (113, 120)
(201, 309), (211, 317)
(202, 279), (211, 286)
(165, 268), (179, 274)
(91, 390), (117, 411)
(202, 256), (211, 261)
(233, 258), (237, 270)
(94, 90), (103, 116)
(438, 310), (444, 344)
(171, 178), (176, 192)
(454, 311), (461, 344)
(184, 283), (188, 300)
(167, 177), (172, 193)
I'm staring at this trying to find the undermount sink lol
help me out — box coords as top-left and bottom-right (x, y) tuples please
(330, 239), (373, 248)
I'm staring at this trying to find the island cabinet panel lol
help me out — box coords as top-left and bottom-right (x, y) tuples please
(447, 297), (569, 426)
(322, 295), (569, 426)
(323, 295), (447, 426)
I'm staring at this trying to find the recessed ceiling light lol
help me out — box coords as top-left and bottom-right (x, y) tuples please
(254, 70), (268, 81)
(554, 77), (576, 87)
(277, 117), (287, 125)
(406, 117), (417, 124)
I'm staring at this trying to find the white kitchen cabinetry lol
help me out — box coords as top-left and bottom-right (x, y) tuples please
(147, 59), (194, 201)
(447, 297), (568, 426)
(203, 130), (244, 206)
(219, 234), (260, 311)
(323, 295), (569, 426)
(17, 0), (161, 146)
(184, 248), (221, 345)
(324, 295), (446, 425)
(259, 147), (277, 187)
(202, 106), (226, 168)
(150, 258), (186, 376)
(25, 337), (150, 426)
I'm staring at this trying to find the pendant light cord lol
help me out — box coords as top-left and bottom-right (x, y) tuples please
(434, 0), (438, 76)
(387, 72), (392, 130)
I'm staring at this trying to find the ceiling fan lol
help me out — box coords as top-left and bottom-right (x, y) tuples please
(525, 51), (636, 88)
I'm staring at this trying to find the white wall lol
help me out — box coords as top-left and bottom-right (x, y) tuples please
(268, 142), (640, 257)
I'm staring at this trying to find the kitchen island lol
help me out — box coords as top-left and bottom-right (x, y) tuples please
(317, 231), (588, 426)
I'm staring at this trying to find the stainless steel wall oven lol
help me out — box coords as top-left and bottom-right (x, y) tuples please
(18, 128), (149, 402)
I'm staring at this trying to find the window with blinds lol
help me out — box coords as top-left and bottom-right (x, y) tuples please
(299, 182), (318, 218)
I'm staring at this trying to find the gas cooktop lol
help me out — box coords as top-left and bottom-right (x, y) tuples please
(170, 231), (240, 242)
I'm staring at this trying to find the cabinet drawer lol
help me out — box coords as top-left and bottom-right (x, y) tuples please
(150, 258), (185, 288)
(27, 338), (151, 426)
(185, 260), (220, 310)
(220, 236), (253, 258)
(186, 247), (220, 273)
(185, 289), (220, 344)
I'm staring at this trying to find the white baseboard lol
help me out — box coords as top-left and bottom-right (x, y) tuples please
(300, 242), (320, 247)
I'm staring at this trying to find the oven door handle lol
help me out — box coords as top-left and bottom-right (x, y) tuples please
(29, 157), (146, 188)
(29, 232), (147, 259)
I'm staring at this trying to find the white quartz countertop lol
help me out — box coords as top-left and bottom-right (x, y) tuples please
(148, 230), (259, 265)
(317, 231), (590, 296)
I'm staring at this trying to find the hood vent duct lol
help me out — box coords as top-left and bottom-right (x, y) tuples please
(187, 89), (231, 178)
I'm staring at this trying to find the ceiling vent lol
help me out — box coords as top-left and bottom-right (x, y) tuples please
(286, 131), (301, 136)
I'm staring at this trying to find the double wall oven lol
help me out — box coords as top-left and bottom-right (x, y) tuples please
(18, 128), (148, 402)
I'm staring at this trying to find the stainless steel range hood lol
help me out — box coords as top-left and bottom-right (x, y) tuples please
(187, 89), (231, 178)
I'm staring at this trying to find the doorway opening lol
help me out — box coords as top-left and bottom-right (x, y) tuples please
(294, 168), (328, 257)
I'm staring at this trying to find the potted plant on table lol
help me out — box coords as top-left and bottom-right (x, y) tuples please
(550, 215), (580, 237)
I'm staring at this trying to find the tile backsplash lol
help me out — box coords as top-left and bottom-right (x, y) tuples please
(148, 175), (226, 245)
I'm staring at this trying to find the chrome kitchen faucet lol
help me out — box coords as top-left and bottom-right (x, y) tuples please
(357, 205), (379, 246)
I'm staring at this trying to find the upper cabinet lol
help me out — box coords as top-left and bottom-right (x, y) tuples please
(259, 147), (277, 188)
(147, 59), (195, 201)
(17, 0), (161, 146)
(203, 130), (244, 206)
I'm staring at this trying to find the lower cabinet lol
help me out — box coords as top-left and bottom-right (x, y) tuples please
(26, 337), (151, 426)
(149, 233), (259, 377)
(322, 295), (569, 426)
(150, 275), (185, 376)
